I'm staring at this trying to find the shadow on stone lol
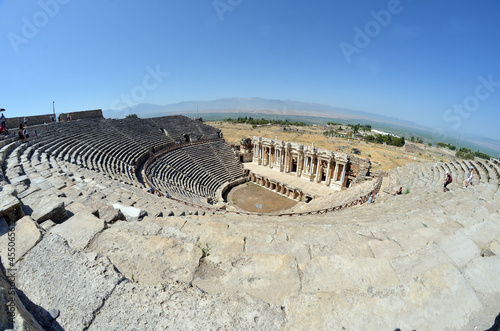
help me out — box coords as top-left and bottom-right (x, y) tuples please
(485, 313), (500, 331)
(16, 288), (65, 331)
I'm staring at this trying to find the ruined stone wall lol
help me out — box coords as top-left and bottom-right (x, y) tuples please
(3, 109), (102, 129)
(403, 142), (424, 154)
(4, 114), (52, 129)
(59, 109), (103, 122)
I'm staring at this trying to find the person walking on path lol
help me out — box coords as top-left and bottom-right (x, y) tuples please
(443, 171), (452, 192)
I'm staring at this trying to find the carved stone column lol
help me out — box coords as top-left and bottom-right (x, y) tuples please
(325, 159), (332, 186)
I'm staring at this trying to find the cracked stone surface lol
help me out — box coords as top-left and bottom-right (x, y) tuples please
(16, 234), (124, 331)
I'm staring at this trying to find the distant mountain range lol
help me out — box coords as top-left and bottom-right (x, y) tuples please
(104, 97), (500, 157)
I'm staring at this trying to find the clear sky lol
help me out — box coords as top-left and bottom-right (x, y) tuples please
(1, 0), (500, 141)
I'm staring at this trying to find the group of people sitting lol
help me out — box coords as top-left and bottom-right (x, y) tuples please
(443, 166), (474, 192)
(390, 166), (475, 195)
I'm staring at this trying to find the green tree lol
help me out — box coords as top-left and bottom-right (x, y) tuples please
(126, 114), (138, 119)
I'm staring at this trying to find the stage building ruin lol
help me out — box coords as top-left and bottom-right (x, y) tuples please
(244, 137), (371, 191)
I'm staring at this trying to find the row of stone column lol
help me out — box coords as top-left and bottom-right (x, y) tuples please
(250, 173), (311, 202)
(252, 142), (347, 190)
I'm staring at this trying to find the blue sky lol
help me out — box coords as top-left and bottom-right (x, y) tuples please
(1, 0), (500, 141)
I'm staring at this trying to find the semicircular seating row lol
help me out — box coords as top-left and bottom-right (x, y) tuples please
(1, 116), (222, 187)
(146, 140), (245, 204)
(387, 158), (499, 195)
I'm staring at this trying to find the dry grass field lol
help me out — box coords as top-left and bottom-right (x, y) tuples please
(208, 121), (455, 172)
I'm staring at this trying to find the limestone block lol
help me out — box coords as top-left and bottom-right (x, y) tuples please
(66, 201), (97, 216)
(161, 226), (198, 244)
(39, 220), (56, 232)
(489, 234), (500, 255)
(0, 195), (24, 224)
(285, 264), (483, 331)
(88, 281), (284, 331)
(46, 176), (66, 190)
(112, 203), (147, 221)
(182, 222), (244, 256)
(17, 185), (41, 199)
(0, 216), (43, 265)
(31, 197), (67, 224)
(51, 212), (106, 250)
(309, 229), (373, 259)
(9, 175), (30, 187)
(194, 254), (301, 305)
(16, 234), (124, 331)
(368, 239), (402, 260)
(463, 256), (500, 301)
(0, 263), (44, 331)
(463, 219), (500, 248)
(88, 223), (202, 285)
(386, 227), (443, 252)
(246, 237), (310, 265)
(390, 243), (452, 283)
(79, 197), (125, 223)
(436, 230), (481, 268)
(142, 216), (186, 229)
(301, 255), (399, 293)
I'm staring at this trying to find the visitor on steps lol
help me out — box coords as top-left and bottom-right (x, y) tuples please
(368, 194), (374, 204)
(464, 166), (474, 188)
(23, 127), (29, 142)
(393, 187), (403, 196)
(443, 171), (452, 192)
(1, 112), (5, 127)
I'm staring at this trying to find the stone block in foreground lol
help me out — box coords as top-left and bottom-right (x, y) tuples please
(16, 234), (124, 331)
(51, 211), (106, 250)
(0, 216), (43, 264)
(88, 281), (284, 331)
(30, 197), (67, 224)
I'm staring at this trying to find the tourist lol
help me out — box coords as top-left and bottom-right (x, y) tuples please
(1, 112), (5, 127)
(50, 114), (54, 123)
(149, 187), (155, 194)
(443, 171), (452, 192)
(44, 121), (48, 132)
(33, 129), (39, 138)
(393, 187), (403, 196)
(165, 192), (170, 198)
(23, 127), (29, 141)
(368, 194), (374, 204)
(24, 117), (27, 126)
(67, 113), (71, 121)
(464, 166), (474, 188)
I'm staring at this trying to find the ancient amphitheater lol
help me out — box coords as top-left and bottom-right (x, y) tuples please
(1, 113), (499, 330)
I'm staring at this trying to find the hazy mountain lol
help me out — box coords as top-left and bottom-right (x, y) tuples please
(104, 97), (500, 156)
(104, 97), (425, 128)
